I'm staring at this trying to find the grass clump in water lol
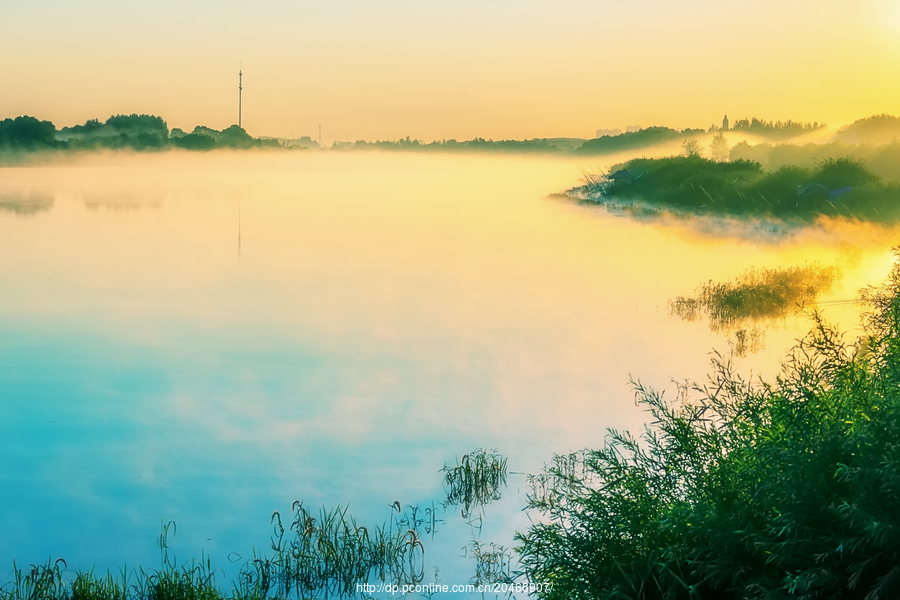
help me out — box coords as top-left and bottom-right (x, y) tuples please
(516, 250), (900, 599)
(464, 541), (514, 588)
(440, 449), (508, 518)
(669, 262), (841, 355)
(259, 501), (428, 598)
(0, 560), (225, 600)
(0, 501), (435, 600)
(670, 262), (840, 330)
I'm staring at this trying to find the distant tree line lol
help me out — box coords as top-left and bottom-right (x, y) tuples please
(169, 124), (275, 150)
(6, 112), (900, 157)
(731, 139), (900, 181)
(835, 113), (900, 145)
(0, 114), (279, 153)
(728, 117), (825, 138)
(0, 116), (60, 149)
(334, 136), (584, 154)
(577, 126), (704, 154)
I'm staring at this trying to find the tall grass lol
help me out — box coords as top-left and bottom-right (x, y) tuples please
(670, 263), (840, 331)
(669, 262), (841, 355)
(0, 499), (437, 600)
(0, 560), (224, 600)
(464, 541), (514, 588)
(262, 501), (427, 598)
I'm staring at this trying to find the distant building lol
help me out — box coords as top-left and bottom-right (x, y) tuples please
(626, 125), (641, 133)
(722, 115), (729, 131)
(595, 128), (622, 138)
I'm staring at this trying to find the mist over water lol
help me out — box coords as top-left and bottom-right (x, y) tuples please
(0, 152), (894, 590)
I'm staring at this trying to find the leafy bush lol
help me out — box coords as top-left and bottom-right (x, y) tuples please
(517, 251), (900, 599)
(814, 157), (880, 189)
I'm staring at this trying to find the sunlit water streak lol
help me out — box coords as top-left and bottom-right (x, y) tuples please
(0, 151), (894, 595)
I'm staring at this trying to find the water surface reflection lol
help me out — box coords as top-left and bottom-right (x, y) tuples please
(0, 152), (894, 591)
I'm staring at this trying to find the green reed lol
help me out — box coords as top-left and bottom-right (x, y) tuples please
(0, 559), (224, 600)
(669, 262), (842, 355)
(463, 541), (514, 588)
(256, 501), (428, 599)
(1, 499), (436, 600)
(440, 449), (508, 518)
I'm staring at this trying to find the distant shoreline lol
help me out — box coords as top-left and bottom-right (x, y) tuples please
(1, 112), (860, 157)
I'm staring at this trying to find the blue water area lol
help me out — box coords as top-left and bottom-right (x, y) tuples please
(0, 152), (862, 597)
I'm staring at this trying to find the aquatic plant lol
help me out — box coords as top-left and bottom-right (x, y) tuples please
(137, 562), (222, 600)
(463, 541), (514, 588)
(0, 193), (54, 215)
(261, 501), (428, 598)
(516, 250), (900, 599)
(0, 499), (436, 600)
(669, 262), (842, 356)
(68, 569), (131, 600)
(0, 558), (225, 600)
(440, 449), (508, 518)
(0, 560), (69, 600)
(727, 326), (765, 357)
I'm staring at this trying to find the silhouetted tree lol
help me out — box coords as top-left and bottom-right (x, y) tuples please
(172, 133), (216, 150)
(680, 137), (703, 157)
(0, 116), (57, 148)
(105, 114), (168, 136)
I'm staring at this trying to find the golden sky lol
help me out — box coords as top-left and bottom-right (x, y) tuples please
(2, 0), (900, 141)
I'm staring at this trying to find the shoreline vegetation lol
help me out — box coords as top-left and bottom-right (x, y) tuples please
(575, 154), (900, 223)
(6, 112), (900, 228)
(517, 252), (900, 599)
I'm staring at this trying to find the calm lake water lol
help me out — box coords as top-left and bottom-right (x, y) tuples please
(0, 151), (895, 593)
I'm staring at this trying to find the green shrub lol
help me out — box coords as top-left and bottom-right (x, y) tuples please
(813, 157), (880, 189)
(517, 250), (900, 599)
